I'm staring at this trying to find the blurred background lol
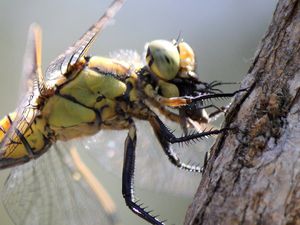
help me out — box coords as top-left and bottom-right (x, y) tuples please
(0, 0), (277, 225)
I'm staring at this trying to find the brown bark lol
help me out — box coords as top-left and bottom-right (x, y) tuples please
(184, 0), (300, 225)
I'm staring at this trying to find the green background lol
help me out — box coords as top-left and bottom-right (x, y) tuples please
(0, 0), (277, 225)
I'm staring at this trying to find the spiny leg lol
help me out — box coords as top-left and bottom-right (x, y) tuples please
(122, 118), (165, 225)
(200, 80), (239, 93)
(147, 86), (246, 107)
(148, 111), (228, 172)
(147, 98), (213, 135)
(208, 105), (229, 120)
(188, 104), (228, 122)
(172, 88), (247, 107)
(147, 97), (182, 124)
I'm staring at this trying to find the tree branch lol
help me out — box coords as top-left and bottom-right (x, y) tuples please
(185, 0), (300, 224)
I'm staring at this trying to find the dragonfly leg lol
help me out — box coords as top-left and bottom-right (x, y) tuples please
(207, 105), (229, 120)
(147, 86), (247, 108)
(122, 118), (165, 225)
(147, 98), (182, 123)
(172, 88), (247, 107)
(148, 112), (228, 172)
(199, 80), (239, 94)
(189, 104), (228, 122)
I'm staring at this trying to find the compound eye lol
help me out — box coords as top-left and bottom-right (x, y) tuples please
(178, 41), (195, 73)
(145, 40), (180, 80)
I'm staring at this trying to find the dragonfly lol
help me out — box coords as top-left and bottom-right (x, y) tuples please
(0, 0), (245, 224)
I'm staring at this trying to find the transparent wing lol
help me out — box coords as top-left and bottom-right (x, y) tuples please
(2, 143), (120, 225)
(45, 0), (124, 81)
(75, 119), (214, 197)
(0, 24), (43, 158)
(19, 23), (44, 99)
(109, 49), (143, 68)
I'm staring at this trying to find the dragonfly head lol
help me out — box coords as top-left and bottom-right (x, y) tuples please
(145, 39), (197, 81)
(145, 40), (180, 81)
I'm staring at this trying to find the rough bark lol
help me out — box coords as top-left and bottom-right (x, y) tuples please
(184, 0), (300, 225)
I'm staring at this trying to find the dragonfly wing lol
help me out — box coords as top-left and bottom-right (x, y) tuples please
(2, 143), (119, 225)
(18, 23), (44, 100)
(78, 120), (208, 197)
(45, 0), (125, 81)
(0, 24), (44, 159)
(109, 49), (143, 68)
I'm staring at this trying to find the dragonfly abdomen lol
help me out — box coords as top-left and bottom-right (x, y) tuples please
(0, 113), (51, 168)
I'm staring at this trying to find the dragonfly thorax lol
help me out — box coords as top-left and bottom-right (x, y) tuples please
(42, 56), (136, 140)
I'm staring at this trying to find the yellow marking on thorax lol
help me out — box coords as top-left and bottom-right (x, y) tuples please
(0, 115), (49, 159)
(43, 96), (96, 128)
(88, 56), (131, 77)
